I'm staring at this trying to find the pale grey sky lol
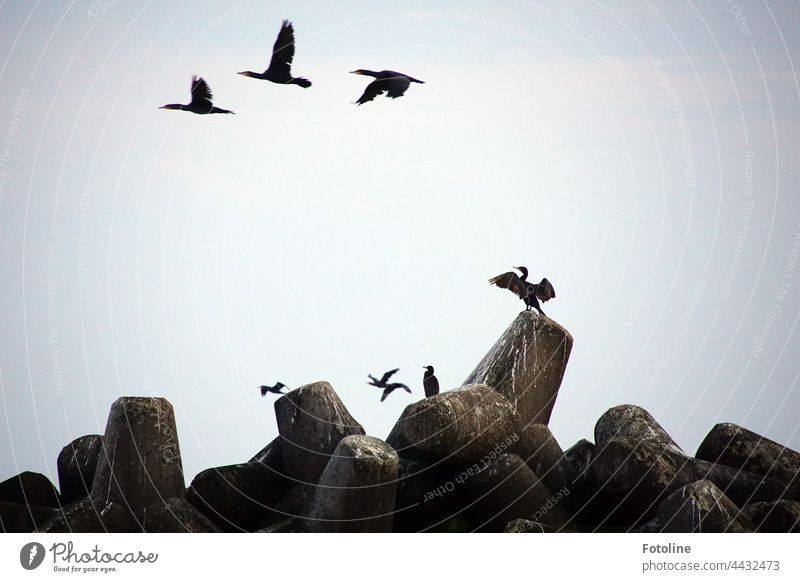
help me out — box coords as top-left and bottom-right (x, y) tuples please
(1, 0), (799, 485)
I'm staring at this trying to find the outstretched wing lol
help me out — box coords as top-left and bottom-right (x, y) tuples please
(189, 76), (213, 109)
(489, 271), (527, 299)
(355, 79), (386, 105)
(266, 20), (295, 76)
(380, 368), (399, 384)
(380, 388), (391, 402)
(535, 278), (556, 302)
(384, 75), (411, 98)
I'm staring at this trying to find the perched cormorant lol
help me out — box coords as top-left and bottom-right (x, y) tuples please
(159, 76), (234, 114)
(260, 382), (288, 396)
(489, 266), (556, 316)
(423, 366), (439, 398)
(367, 368), (411, 402)
(350, 70), (424, 105)
(238, 20), (311, 88)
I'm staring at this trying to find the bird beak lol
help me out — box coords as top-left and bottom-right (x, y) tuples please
(350, 70), (363, 75)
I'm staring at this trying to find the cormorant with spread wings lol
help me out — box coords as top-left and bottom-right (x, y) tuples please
(350, 69), (424, 105)
(367, 368), (412, 402)
(489, 266), (556, 316)
(260, 382), (288, 396)
(159, 76), (234, 114)
(238, 20), (311, 88)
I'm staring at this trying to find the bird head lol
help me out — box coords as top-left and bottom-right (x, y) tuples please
(515, 266), (529, 278)
(423, 365), (434, 373)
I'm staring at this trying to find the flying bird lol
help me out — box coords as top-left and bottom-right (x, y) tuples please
(159, 76), (234, 114)
(367, 368), (411, 402)
(489, 266), (556, 316)
(350, 69), (424, 105)
(260, 382), (288, 396)
(423, 366), (439, 398)
(368, 368), (400, 387)
(238, 20), (311, 88)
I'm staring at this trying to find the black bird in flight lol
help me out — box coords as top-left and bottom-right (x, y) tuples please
(238, 20), (311, 88)
(350, 69), (424, 105)
(260, 382), (288, 396)
(489, 266), (556, 317)
(423, 366), (439, 398)
(159, 76), (234, 114)
(367, 368), (411, 402)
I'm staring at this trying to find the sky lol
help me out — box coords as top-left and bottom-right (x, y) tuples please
(1, 0), (799, 486)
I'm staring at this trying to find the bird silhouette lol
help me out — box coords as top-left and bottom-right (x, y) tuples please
(423, 366), (439, 398)
(238, 20), (311, 88)
(260, 382), (288, 396)
(350, 69), (424, 105)
(489, 266), (555, 316)
(367, 368), (411, 402)
(159, 76), (234, 114)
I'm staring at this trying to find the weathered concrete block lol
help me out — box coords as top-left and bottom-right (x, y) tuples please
(588, 435), (695, 530)
(591, 405), (694, 518)
(0, 502), (61, 532)
(91, 397), (185, 521)
(589, 440), (793, 529)
(561, 438), (634, 529)
(309, 435), (399, 533)
(591, 437), (692, 496)
(387, 384), (519, 462)
(564, 439), (595, 484)
(143, 497), (221, 532)
(258, 484), (317, 530)
(274, 382), (365, 483)
(689, 458), (797, 507)
(0, 471), (60, 508)
(516, 424), (577, 496)
(57, 435), (103, 503)
(463, 453), (571, 532)
(696, 423), (800, 491)
(595, 404), (684, 454)
(249, 436), (284, 467)
(393, 457), (471, 532)
(186, 461), (290, 532)
(741, 500), (800, 533)
(39, 497), (139, 533)
(657, 480), (754, 533)
(464, 311), (572, 426)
